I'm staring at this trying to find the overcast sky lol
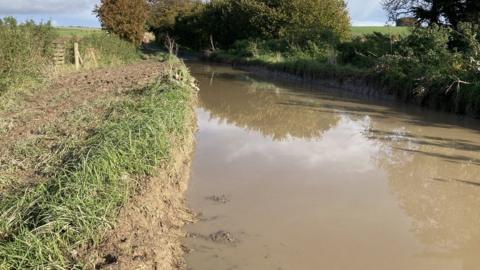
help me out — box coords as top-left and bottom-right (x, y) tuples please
(0, 0), (388, 27)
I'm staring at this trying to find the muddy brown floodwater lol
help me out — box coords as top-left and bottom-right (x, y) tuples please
(184, 63), (480, 270)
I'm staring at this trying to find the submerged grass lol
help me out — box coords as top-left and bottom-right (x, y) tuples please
(0, 59), (196, 269)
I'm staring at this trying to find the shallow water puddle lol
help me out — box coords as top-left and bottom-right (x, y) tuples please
(185, 63), (480, 270)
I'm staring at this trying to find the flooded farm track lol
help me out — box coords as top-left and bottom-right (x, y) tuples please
(185, 62), (480, 270)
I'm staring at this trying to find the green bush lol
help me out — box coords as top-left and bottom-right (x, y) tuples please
(287, 41), (333, 62)
(228, 39), (289, 57)
(280, 0), (350, 45)
(372, 25), (480, 113)
(0, 17), (57, 94)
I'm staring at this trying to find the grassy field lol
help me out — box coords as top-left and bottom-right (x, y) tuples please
(56, 27), (102, 37)
(351, 26), (411, 36)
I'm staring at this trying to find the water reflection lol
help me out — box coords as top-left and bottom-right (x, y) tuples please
(373, 129), (480, 269)
(195, 67), (340, 140)
(187, 63), (480, 270)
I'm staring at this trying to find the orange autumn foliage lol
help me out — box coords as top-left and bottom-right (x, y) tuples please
(95, 0), (149, 46)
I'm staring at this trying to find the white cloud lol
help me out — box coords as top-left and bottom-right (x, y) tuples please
(0, 0), (100, 15)
(0, 0), (100, 26)
(0, 0), (387, 27)
(347, 0), (388, 26)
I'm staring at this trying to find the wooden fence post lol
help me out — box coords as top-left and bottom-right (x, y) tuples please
(74, 42), (80, 70)
(85, 48), (98, 68)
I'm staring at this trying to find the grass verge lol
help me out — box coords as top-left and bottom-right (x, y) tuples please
(0, 58), (197, 269)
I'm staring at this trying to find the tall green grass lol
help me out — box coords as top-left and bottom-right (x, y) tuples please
(0, 17), (57, 95)
(0, 59), (196, 269)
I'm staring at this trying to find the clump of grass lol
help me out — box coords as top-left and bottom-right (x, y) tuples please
(0, 59), (196, 269)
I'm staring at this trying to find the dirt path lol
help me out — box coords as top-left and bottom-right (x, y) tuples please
(0, 61), (167, 145)
(0, 61), (168, 192)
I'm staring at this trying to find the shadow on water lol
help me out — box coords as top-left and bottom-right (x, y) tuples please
(394, 147), (480, 165)
(368, 129), (480, 152)
(278, 100), (392, 119)
(432, 177), (480, 187)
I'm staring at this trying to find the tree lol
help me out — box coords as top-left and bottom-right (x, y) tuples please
(95, 0), (149, 46)
(150, 0), (350, 49)
(170, 0), (350, 49)
(147, 0), (199, 32)
(281, 0), (350, 44)
(382, 0), (480, 28)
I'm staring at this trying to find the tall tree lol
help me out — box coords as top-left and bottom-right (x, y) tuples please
(382, 0), (480, 28)
(95, 0), (149, 46)
(184, 0), (350, 48)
